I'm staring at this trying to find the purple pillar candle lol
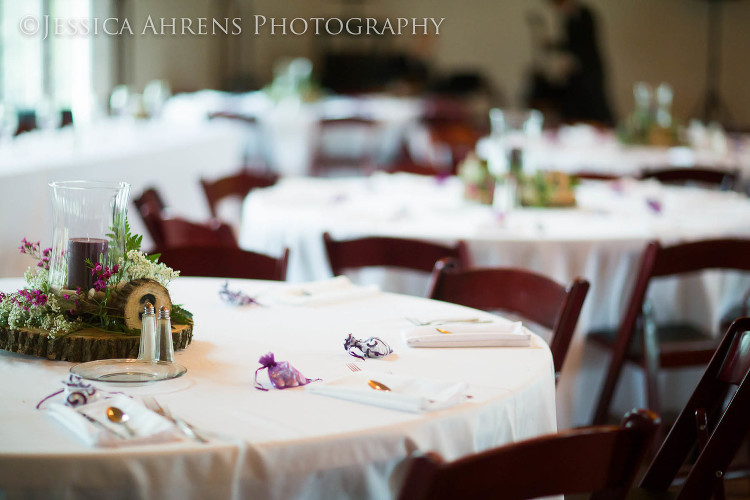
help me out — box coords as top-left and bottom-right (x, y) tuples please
(67, 238), (108, 290)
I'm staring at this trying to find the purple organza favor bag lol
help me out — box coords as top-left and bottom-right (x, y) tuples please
(254, 352), (318, 391)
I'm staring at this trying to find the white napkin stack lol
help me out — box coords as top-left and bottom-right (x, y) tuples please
(46, 394), (185, 447)
(269, 276), (380, 306)
(307, 371), (469, 413)
(402, 322), (531, 348)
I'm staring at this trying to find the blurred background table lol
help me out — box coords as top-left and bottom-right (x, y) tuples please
(239, 173), (750, 426)
(0, 118), (247, 278)
(163, 90), (424, 177)
(0, 276), (555, 499)
(477, 125), (750, 185)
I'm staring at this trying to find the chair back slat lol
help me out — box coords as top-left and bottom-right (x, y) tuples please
(652, 239), (750, 277)
(158, 218), (238, 249)
(640, 167), (738, 191)
(399, 409), (659, 500)
(201, 170), (278, 219)
(323, 233), (470, 277)
(156, 245), (289, 281)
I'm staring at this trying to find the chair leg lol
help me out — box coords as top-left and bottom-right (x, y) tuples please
(642, 304), (665, 455)
(642, 322), (662, 418)
(592, 357), (623, 425)
(592, 317), (645, 425)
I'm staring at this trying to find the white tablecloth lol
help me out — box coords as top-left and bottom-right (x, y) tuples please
(0, 118), (247, 278)
(0, 277), (556, 499)
(163, 90), (423, 176)
(476, 125), (750, 182)
(238, 173), (750, 427)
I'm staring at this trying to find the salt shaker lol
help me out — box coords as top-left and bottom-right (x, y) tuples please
(156, 305), (174, 363)
(138, 302), (156, 361)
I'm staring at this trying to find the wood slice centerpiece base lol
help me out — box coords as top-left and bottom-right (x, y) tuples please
(0, 323), (193, 362)
(0, 278), (193, 362)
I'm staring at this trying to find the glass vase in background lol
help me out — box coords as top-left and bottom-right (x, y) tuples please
(487, 108), (544, 176)
(48, 181), (130, 293)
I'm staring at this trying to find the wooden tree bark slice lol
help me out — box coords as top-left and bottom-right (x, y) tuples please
(0, 323), (192, 362)
(58, 279), (172, 331)
(108, 279), (172, 331)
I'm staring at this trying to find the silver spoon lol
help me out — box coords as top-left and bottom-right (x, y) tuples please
(106, 407), (135, 437)
(368, 379), (391, 392)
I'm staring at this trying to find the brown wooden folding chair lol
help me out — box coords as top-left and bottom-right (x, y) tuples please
(398, 409), (659, 500)
(590, 239), (750, 426)
(637, 317), (750, 499)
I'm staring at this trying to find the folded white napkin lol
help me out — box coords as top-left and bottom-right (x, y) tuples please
(307, 371), (469, 413)
(269, 276), (380, 306)
(46, 394), (184, 447)
(402, 322), (531, 348)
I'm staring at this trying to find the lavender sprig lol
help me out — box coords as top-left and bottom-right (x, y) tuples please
(219, 282), (263, 306)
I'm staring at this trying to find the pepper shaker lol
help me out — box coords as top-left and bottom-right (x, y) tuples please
(138, 302), (156, 361)
(156, 305), (174, 363)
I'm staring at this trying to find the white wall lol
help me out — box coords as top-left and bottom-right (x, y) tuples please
(123, 0), (750, 126)
(126, 0), (224, 92)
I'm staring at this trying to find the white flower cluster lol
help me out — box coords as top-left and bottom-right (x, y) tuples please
(122, 250), (180, 287)
(0, 290), (81, 338)
(24, 267), (49, 291)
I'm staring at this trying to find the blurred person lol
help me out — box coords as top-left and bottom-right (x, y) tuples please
(527, 0), (613, 126)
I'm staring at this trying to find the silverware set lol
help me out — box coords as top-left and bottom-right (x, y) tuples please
(346, 362), (391, 391)
(143, 396), (209, 443)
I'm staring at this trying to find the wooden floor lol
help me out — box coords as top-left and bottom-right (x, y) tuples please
(726, 478), (750, 499)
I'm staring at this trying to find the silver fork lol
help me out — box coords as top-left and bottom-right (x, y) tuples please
(143, 396), (209, 443)
(346, 363), (362, 372)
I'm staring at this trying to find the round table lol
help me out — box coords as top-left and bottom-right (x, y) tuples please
(238, 172), (750, 427)
(0, 277), (556, 499)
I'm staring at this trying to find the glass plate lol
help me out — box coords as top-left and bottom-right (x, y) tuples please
(70, 359), (187, 383)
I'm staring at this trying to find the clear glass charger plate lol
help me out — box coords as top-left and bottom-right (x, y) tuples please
(70, 359), (187, 383)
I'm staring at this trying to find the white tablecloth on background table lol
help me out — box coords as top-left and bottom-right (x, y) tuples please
(163, 90), (423, 177)
(476, 125), (750, 182)
(0, 277), (556, 499)
(238, 173), (750, 427)
(0, 118), (247, 278)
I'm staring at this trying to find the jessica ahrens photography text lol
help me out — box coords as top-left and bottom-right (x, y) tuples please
(19, 15), (446, 39)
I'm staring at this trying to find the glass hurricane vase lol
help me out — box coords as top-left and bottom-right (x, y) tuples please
(48, 181), (130, 293)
